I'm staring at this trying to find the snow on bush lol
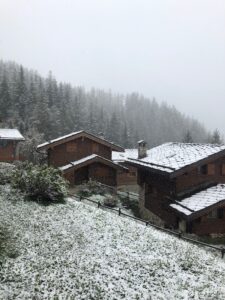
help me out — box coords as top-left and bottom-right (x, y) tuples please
(11, 162), (68, 203)
(0, 163), (15, 185)
(0, 189), (225, 299)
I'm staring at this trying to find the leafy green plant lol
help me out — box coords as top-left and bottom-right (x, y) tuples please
(0, 162), (15, 185)
(12, 162), (68, 203)
(103, 195), (118, 207)
(77, 180), (107, 198)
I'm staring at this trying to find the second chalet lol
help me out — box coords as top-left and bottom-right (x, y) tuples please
(126, 141), (225, 236)
(37, 130), (126, 186)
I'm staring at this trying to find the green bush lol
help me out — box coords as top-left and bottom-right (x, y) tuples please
(77, 180), (108, 198)
(12, 162), (68, 203)
(0, 163), (15, 185)
(103, 195), (118, 207)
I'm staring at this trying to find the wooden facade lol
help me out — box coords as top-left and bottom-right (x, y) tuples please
(0, 129), (25, 162)
(116, 163), (137, 186)
(64, 161), (118, 186)
(47, 137), (112, 167)
(37, 131), (125, 186)
(129, 146), (225, 236)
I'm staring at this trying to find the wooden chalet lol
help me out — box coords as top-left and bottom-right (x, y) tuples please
(37, 130), (126, 186)
(127, 142), (225, 236)
(112, 149), (138, 186)
(0, 129), (25, 162)
(112, 141), (149, 187)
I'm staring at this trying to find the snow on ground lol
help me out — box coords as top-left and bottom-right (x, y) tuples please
(0, 187), (225, 299)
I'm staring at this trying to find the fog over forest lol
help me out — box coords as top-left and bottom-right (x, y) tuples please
(0, 0), (224, 137)
(0, 60), (220, 156)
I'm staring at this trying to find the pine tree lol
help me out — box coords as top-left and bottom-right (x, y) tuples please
(14, 66), (29, 120)
(211, 129), (223, 144)
(183, 130), (193, 143)
(0, 73), (11, 120)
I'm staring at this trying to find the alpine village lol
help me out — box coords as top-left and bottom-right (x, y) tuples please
(0, 62), (225, 299)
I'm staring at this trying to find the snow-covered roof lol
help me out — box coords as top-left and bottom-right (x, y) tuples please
(37, 130), (124, 152)
(60, 154), (126, 172)
(112, 149), (139, 162)
(38, 130), (83, 149)
(60, 154), (98, 171)
(0, 129), (25, 141)
(127, 142), (225, 175)
(170, 184), (225, 217)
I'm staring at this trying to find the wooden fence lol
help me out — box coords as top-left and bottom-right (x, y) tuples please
(68, 192), (225, 259)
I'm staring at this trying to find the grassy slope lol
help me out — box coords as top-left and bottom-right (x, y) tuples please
(0, 188), (225, 299)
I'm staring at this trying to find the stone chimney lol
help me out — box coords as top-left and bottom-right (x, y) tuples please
(138, 140), (147, 159)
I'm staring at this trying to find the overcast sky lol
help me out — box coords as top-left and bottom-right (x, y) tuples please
(0, 0), (224, 135)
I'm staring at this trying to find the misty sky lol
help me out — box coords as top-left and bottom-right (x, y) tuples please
(0, 0), (225, 136)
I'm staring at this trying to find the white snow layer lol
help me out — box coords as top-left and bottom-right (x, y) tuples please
(0, 188), (225, 299)
(37, 130), (83, 148)
(170, 183), (225, 216)
(127, 142), (225, 173)
(0, 129), (25, 140)
(59, 154), (98, 171)
(112, 149), (139, 162)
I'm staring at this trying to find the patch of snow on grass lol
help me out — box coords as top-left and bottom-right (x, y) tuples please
(0, 191), (225, 299)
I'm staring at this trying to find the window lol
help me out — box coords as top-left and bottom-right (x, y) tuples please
(207, 208), (224, 219)
(0, 140), (9, 148)
(207, 209), (218, 219)
(199, 163), (216, 175)
(217, 208), (224, 219)
(199, 165), (207, 175)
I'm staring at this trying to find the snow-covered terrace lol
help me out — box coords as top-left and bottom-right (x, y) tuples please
(170, 184), (225, 217)
(126, 142), (225, 174)
(0, 129), (25, 141)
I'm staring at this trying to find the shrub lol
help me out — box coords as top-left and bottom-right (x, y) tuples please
(103, 195), (118, 207)
(77, 180), (107, 198)
(0, 163), (15, 185)
(12, 162), (68, 203)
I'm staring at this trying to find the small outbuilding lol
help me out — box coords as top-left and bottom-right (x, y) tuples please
(0, 129), (25, 162)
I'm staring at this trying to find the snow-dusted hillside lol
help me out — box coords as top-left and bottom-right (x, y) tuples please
(0, 188), (225, 299)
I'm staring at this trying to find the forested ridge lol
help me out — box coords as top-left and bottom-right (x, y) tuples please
(0, 60), (213, 150)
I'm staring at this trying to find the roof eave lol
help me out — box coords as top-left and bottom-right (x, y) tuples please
(37, 130), (124, 152)
(125, 159), (171, 177)
(170, 198), (225, 221)
(61, 155), (127, 173)
(170, 148), (225, 179)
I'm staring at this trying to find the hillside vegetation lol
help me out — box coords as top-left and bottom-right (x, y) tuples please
(0, 186), (225, 299)
(0, 60), (211, 149)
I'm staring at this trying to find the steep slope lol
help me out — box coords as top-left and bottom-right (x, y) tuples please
(0, 187), (224, 299)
